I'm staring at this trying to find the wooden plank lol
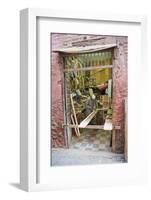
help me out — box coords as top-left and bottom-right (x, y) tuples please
(62, 124), (120, 130)
(104, 119), (113, 130)
(79, 110), (98, 128)
(71, 114), (79, 137)
(97, 108), (108, 111)
(70, 94), (80, 136)
(63, 65), (112, 72)
(54, 44), (117, 53)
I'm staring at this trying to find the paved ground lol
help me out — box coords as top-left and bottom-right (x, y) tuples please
(70, 129), (112, 152)
(51, 148), (125, 166)
(51, 130), (126, 166)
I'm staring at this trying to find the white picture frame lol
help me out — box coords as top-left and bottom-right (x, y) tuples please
(20, 8), (147, 192)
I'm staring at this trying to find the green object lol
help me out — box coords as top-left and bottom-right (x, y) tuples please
(101, 52), (105, 65)
(108, 52), (112, 64)
(108, 79), (112, 98)
(89, 88), (94, 96)
(107, 108), (112, 115)
(76, 89), (81, 96)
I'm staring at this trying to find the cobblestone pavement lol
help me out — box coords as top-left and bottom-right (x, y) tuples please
(70, 129), (112, 152)
(51, 148), (126, 166)
(51, 130), (126, 166)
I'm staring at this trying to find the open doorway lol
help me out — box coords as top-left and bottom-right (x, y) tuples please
(51, 33), (127, 166)
(63, 50), (113, 152)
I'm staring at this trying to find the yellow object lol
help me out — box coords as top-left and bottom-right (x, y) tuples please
(89, 88), (94, 96)
(90, 68), (112, 85)
(100, 95), (109, 108)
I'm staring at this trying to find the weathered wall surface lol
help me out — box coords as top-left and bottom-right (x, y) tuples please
(112, 38), (128, 153)
(51, 33), (128, 153)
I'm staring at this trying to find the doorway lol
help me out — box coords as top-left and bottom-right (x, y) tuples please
(62, 50), (113, 152)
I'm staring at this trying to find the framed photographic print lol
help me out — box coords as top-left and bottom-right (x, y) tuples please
(20, 8), (147, 191)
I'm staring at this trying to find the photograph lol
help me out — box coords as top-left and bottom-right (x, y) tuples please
(51, 33), (128, 166)
(18, 7), (148, 193)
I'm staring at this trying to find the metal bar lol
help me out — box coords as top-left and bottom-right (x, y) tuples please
(63, 65), (113, 72)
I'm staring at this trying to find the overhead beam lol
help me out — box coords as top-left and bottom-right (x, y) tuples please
(63, 65), (112, 72)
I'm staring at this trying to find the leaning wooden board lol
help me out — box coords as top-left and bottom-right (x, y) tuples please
(70, 94), (80, 136)
(71, 114), (79, 137)
(79, 110), (98, 128)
